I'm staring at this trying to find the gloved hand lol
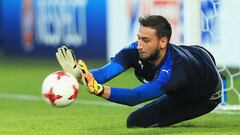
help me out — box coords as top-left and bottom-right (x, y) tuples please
(78, 60), (105, 96)
(56, 46), (83, 82)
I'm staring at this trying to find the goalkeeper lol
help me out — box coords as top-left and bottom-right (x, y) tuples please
(56, 15), (222, 128)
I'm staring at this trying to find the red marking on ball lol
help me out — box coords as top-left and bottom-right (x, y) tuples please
(54, 71), (70, 80)
(43, 87), (62, 105)
(68, 85), (79, 100)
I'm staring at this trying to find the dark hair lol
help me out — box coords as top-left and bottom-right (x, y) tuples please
(139, 15), (172, 42)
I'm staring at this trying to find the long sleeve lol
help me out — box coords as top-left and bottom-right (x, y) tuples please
(108, 81), (164, 106)
(90, 62), (126, 84)
(89, 42), (138, 84)
(107, 53), (174, 106)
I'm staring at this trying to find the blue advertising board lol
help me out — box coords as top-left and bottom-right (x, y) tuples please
(2, 0), (107, 59)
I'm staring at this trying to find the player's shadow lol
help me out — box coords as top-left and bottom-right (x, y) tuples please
(144, 123), (218, 128)
(171, 123), (220, 128)
(147, 120), (238, 129)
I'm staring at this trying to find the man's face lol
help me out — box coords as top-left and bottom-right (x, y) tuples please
(137, 26), (161, 61)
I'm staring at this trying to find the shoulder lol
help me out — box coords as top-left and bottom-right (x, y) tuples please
(116, 41), (139, 55)
(113, 41), (139, 60)
(111, 41), (139, 69)
(168, 44), (200, 65)
(169, 44), (190, 58)
(122, 41), (138, 50)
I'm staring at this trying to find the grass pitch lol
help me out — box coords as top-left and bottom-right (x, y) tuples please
(0, 57), (240, 135)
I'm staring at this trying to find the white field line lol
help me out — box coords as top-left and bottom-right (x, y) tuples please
(0, 93), (126, 107)
(1, 93), (240, 115)
(212, 110), (240, 115)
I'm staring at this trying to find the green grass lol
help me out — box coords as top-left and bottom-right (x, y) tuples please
(0, 57), (240, 135)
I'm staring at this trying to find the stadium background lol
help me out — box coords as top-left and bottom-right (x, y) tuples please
(0, 0), (240, 134)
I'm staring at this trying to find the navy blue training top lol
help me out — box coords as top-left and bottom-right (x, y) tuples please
(90, 42), (219, 106)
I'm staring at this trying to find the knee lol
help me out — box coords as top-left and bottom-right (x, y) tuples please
(126, 111), (141, 128)
(127, 113), (136, 128)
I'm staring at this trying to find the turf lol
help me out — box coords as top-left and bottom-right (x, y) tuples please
(0, 57), (240, 135)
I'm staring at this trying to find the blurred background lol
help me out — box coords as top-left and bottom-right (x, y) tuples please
(0, 0), (239, 64)
(0, 0), (240, 134)
(0, 0), (239, 106)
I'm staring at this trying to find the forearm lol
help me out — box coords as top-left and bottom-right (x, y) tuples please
(90, 62), (125, 84)
(99, 86), (139, 106)
(100, 83), (164, 106)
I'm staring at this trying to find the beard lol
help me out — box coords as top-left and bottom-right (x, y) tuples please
(139, 47), (161, 62)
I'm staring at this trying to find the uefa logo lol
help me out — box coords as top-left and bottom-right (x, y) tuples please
(20, 0), (34, 53)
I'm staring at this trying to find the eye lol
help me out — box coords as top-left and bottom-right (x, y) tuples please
(143, 39), (150, 43)
(137, 35), (140, 40)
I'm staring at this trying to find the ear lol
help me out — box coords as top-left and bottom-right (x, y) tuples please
(159, 37), (168, 49)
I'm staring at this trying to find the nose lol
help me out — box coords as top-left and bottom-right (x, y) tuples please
(137, 41), (143, 50)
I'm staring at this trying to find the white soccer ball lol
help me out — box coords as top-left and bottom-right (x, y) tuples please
(41, 71), (79, 107)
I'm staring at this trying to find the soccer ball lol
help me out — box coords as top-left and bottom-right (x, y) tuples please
(41, 71), (79, 107)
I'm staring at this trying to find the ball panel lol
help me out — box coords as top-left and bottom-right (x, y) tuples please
(41, 71), (79, 107)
